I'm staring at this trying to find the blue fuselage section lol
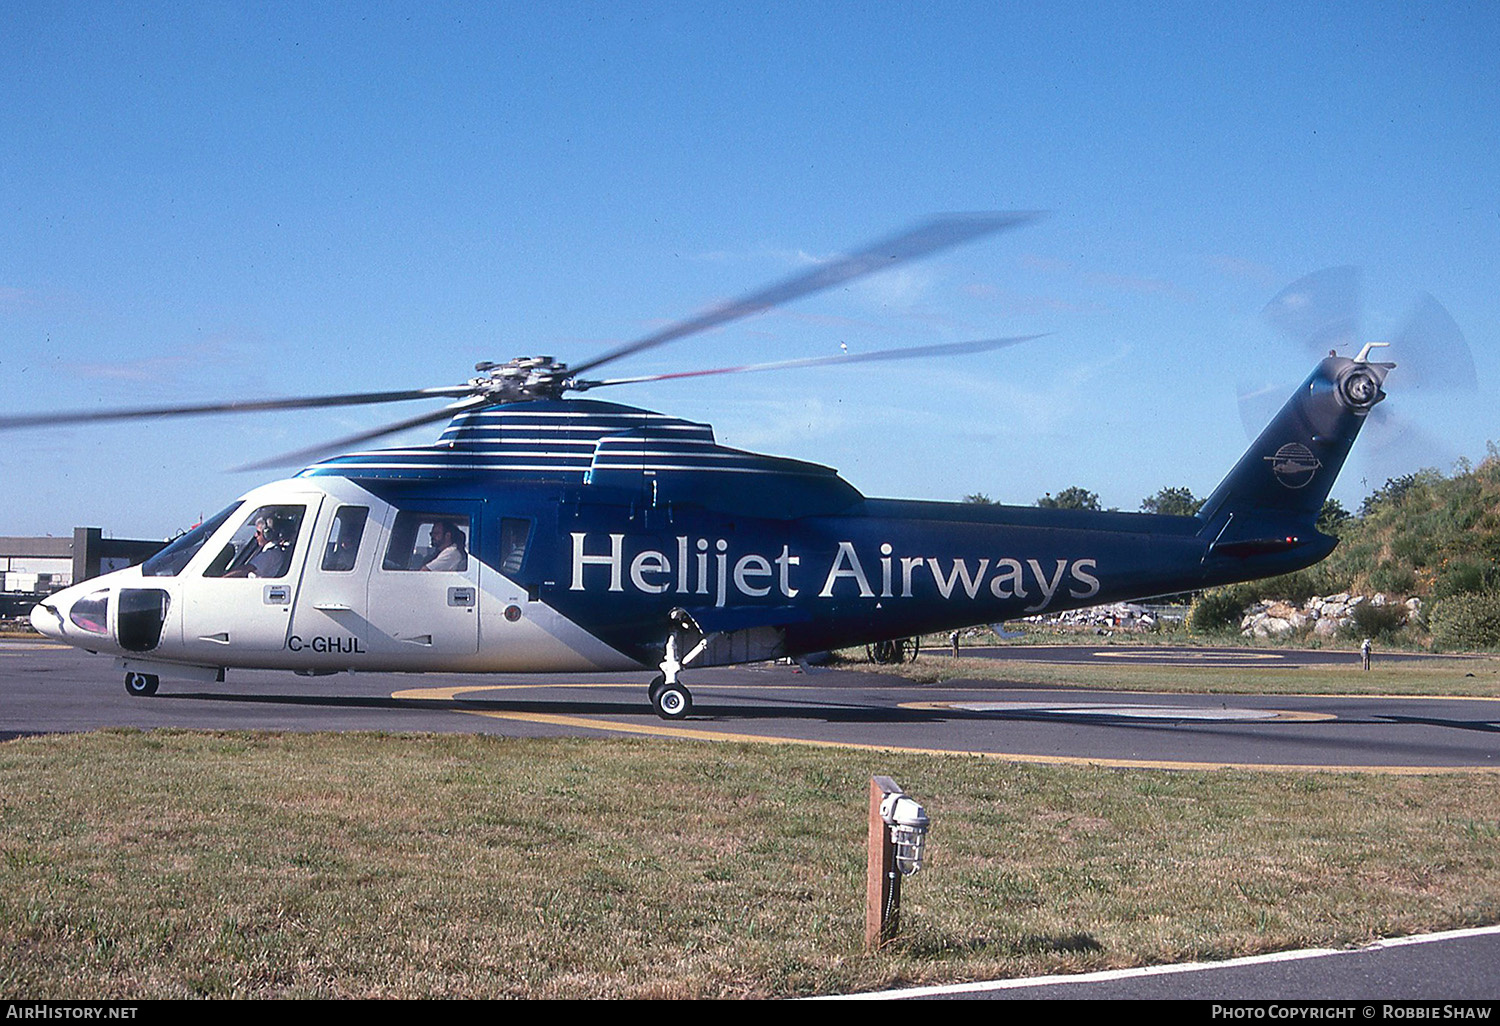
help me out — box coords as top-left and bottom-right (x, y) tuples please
(346, 473), (1332, 667)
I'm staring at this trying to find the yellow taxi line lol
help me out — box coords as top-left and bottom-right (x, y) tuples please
(391, 682), (1500, 775)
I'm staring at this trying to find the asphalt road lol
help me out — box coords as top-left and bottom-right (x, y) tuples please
(863, 927), (1500, 1002)
(3, 637), (1497, 1001)
(3, 640), (1495, 772)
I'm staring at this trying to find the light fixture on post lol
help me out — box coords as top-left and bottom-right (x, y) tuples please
(865, 776), (932, 951)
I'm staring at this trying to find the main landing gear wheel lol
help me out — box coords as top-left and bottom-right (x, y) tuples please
(867, 637), (920, 664)
(649, 674), (693, 720)
(124, 672), (159, 697)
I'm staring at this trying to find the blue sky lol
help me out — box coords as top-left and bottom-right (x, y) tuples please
(2, 2), (1496, 539)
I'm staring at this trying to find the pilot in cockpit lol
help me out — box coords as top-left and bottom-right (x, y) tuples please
(224, 515), (271, 575)
(224, 518), (294, 579)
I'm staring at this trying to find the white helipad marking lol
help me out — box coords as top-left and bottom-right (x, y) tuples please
(905, 700), (1334, 722)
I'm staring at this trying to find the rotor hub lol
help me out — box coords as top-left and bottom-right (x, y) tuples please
(1335, 360), (1390, 412)
(471, 356), (573, 402)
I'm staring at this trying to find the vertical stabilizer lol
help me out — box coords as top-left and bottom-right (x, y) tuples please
(1198, 353), (1393, 544)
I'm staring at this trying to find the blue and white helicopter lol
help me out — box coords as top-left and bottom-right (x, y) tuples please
(13, 215), (1394, 718)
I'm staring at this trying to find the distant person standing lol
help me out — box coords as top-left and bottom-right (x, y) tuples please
(950, 630), (960, 659)
(1361, 637), (1372, 671)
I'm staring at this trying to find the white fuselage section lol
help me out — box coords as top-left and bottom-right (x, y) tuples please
(30, 477), (638, 682)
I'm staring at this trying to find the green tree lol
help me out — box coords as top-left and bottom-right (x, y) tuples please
(1429, 591), (1500, 651)
(962, 493), (995, 505)
(1187, 585), (1255, 634)
(1141, 486), (1203, 516)
(1037, 487), (1101, 511)
(1360, 474), (1420, 516)
(1317, 498), (1352, 536)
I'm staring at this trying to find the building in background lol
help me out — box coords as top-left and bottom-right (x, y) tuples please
(0, 529), (166, 620)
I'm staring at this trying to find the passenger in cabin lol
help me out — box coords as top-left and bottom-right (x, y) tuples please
(325, 533), (359, 572)
(421, 520), (467, 572)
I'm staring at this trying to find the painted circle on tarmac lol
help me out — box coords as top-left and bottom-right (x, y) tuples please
(1091, 649), (1285, 665)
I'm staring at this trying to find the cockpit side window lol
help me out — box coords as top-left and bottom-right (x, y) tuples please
(321, 506), (369, 572)
(142, 503), (242, 577)
(203, 505), (307, 579)
(382, 512), (470, 572)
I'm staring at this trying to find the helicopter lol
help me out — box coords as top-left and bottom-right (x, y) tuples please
(11, 214), (1395, 719)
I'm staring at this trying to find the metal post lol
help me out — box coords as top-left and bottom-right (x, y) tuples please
(865, 775), (903, 951)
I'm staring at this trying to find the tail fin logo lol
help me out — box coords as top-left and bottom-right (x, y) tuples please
(1265, 442), (1322, 489)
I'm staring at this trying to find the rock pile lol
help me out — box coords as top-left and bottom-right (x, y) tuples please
(1239, 593), (1422, 639)
(1020, 602), (1172, 631)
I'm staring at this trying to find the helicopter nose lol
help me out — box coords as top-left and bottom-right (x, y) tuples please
(29, 582), (113, 645)
(30, 599), (65, 640)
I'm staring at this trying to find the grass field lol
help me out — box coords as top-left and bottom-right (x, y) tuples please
(2, 729), (1497, 999)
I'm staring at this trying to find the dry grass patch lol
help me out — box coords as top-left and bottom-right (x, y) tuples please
(1, 730), (1496, 998)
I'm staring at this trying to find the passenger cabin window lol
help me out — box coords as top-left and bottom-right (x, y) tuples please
(203, 505), (307, 579)
(383, 512), (470, 573)
(322, 506), (369, 572)
(500, 518), (531, 574)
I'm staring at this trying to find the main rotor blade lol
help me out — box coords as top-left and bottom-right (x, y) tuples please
(0, 385), (478, 432)
(232, 397), (489, 473)
(565, 212), (1039, 380)
(580, 335), (1047, 390)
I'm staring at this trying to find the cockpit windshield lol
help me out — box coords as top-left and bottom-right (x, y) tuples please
(141, 503), (243, 577)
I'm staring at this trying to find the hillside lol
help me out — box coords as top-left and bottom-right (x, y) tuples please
(1190, 444), (1500, 650)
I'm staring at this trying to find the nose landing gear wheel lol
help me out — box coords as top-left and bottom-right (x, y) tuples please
(124, 672), (159, 697)
(649, 675), (693, 720)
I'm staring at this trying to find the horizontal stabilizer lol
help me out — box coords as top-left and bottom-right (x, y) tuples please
(1207, 535), (1307, 558)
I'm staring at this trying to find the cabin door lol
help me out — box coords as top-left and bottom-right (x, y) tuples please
(177, 497), (323, 662)
(364, 501), (483, 667)
(286, 502), (378, 668)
